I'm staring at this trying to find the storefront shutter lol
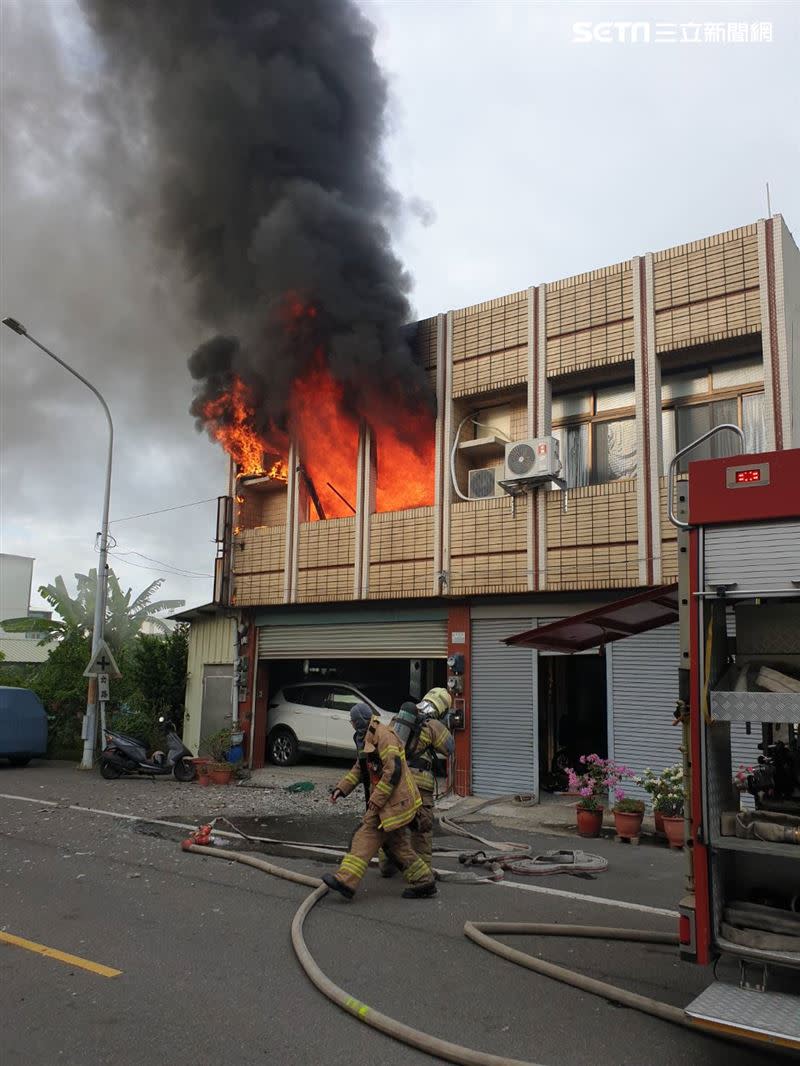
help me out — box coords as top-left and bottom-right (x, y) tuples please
(471, 618), (537, 797)
(257, 620), (447, 659)
(610, 623), (682, 802)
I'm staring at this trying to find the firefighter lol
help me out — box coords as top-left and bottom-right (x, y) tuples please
(381, 688), (454, 876)
(322, 703), (436, 901)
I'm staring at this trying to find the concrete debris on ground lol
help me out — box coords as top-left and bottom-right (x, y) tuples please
(1, 761), (667, 841)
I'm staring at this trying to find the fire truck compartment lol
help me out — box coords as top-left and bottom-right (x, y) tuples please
(700, 580), (799, 971)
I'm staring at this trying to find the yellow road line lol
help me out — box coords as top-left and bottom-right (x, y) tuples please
(0, 931), (122, 978)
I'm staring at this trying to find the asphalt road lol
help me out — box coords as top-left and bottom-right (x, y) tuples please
(0, 763), (777, 1066)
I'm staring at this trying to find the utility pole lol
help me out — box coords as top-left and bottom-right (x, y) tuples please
(2, 317), (114, 769)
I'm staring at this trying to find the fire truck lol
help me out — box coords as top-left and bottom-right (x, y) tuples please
(669, 431), (800, 1051)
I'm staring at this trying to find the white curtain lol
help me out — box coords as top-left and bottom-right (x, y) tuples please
(675, 398), (738, 470)
(554, 424), (589, 488)
(593, 418), (636, 483)
(743, 392), (767, 452)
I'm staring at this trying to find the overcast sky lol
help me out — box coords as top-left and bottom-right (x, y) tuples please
(1, 0), (798, 615)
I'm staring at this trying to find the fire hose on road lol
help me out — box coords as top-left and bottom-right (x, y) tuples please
(182, 837), (759, 1066)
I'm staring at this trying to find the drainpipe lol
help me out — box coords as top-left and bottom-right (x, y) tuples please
(231, 612), (241, 732)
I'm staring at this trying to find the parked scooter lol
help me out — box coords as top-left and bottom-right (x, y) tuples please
(100, 716), (196, 781)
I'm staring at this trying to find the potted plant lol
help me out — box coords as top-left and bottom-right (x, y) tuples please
(654, 765), (686, 849)
(612, 795), (645, 839)
(192, 757), (211, 787)
(566, 755), (630, 838)
(208, 761), (233, 785)
(636, 767), (670, 834)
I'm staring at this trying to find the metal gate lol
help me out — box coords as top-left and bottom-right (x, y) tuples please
(257, 619), (448, 659)
(201, 664), (234, 737)
(471, 618), (536, 797)
(610, 623), (681, 801)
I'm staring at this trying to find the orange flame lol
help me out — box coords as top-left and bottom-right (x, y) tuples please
(374, 411), (435, 513)
(202, 377), (287, 479)
(203, 300), (434, 518)
(290, 355), (359, 519)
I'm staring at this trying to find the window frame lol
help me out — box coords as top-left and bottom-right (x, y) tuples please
(661, 361), (765, 472)
(551, 384), (637, 488)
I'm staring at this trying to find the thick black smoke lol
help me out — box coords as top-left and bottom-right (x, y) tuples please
(79, 0), (431, 441)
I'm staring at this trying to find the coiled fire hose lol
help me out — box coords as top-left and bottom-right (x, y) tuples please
(182, 840), (758, 1066)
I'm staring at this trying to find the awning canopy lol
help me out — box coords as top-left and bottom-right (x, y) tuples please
(169, 603), (230, 624)
(504, 584), (679, 653)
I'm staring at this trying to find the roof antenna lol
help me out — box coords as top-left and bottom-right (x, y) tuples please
(766, 181), (772, 217)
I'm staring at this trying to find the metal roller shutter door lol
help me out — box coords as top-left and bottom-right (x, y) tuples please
(471, 618), (536, 797)
(704, 521), (800, 592)
(258, 620), (447, 659)
(611, 624), (681, 802)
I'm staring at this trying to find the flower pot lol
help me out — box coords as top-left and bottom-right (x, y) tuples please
(613, 810), (644, 839)
(662, 815), (684, 849)
(576, 806), (604, 838)
(654, 810), (665, 835)
(209, 767), (233, 786)
(197, 772), (210, 788)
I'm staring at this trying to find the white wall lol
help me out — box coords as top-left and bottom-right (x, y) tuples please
(0, 554), (34, 628)
(778, 216), (800, 448)
(181, 614), (236, 754)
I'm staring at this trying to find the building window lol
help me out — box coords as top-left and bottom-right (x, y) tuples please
(552, 383), (636, 488)
(661, 357), (765, 473)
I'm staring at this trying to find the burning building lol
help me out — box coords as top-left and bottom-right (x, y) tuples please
(77, 4), (799, 796)
(206, 216), (799, 799)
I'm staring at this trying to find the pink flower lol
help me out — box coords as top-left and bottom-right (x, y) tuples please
(579, 786), (592, 797)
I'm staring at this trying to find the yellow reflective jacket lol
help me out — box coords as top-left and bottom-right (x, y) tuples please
(336, 718), (422, 831)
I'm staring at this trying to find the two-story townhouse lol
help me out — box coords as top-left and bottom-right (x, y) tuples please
(210, 214), (800, 799)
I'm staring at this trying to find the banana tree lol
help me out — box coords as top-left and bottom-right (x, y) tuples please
(3, 569), (184, 649)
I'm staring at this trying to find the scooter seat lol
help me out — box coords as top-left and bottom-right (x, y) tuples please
(107, 731), (149, 748)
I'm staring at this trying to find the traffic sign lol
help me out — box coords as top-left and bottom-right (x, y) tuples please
(97, 673), (111, 702)
(83, 640), (121, 679)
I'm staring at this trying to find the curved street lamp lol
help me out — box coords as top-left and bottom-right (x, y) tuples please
(3, 316), (114, 769)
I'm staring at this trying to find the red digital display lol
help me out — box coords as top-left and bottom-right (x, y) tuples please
(734, 468), (762, 484)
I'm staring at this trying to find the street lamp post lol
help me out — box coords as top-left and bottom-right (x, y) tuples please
(2, 316), (114, 769)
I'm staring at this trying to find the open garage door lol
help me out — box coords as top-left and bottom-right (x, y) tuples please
(258, 619), (447, 659)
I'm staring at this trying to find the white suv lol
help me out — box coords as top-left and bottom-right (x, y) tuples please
(267, 682), (394, 765)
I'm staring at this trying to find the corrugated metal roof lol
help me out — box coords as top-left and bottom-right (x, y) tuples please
(504, 584), (679, 652)
(0, 637), (57, 663)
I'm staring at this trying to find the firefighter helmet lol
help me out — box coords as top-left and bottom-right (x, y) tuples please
(417, 687), (452, 719)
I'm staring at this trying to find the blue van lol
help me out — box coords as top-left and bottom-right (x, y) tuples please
(0, 687), (48, 766)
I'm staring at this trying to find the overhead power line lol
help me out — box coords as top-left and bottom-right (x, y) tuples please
(106, 550), (212, 580)
(111, 546), (213, 579)
(110, 496), (219, 524)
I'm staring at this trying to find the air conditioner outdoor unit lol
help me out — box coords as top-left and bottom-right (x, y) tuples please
(468, 466), (501, 499)
(503, 436), (562, 486)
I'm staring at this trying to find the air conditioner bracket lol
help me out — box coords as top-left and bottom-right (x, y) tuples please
(498, 477), (569, 513)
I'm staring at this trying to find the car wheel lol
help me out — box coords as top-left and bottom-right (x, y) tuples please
(269, 728), (299, 766)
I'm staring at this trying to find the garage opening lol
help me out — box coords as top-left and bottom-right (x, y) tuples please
(538, 654), (607, 792)
(263, 656), (446, 765)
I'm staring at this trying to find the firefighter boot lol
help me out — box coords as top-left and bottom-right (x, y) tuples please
(402, 881), (438, 899)
(322, 873), (355, 900)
